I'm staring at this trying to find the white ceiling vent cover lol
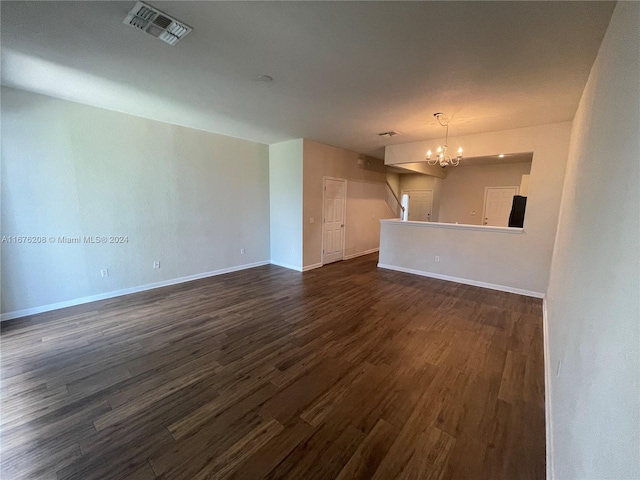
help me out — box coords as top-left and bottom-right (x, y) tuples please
(377, 131), (401, 138)
(123, 1), (192, 46)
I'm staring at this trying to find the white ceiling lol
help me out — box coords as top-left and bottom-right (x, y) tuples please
(1, 1), (614, 158)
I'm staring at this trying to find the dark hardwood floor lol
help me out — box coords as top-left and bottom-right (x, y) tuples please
(1, 254), (545, 479)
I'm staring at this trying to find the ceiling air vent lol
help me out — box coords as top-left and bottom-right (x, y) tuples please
(378, 131), (401, 138)
(123, 1), (192, 46)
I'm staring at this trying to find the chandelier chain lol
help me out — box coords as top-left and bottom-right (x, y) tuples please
(426, 113), (462, 167)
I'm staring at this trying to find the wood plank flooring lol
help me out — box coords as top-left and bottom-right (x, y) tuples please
(1, 254), (545, 479)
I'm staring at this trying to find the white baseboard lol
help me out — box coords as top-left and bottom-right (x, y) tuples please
(376, 263), (545, 298)
(300, 249), (379, 271)
(302, 263), (323, 272)
(269, 260), (303, 272)
(343, 248), (379, 261)
(1, 260), (270, 322)
(275, 250), (378, 273)
(542, 298), (554, 480)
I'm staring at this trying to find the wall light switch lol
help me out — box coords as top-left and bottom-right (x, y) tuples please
(309, 217), (315, 224)
(435, 256), (440, 263)
(240, 248), (245, 255)
(101, 269), (109, 277)
(153, 261), (160, 269)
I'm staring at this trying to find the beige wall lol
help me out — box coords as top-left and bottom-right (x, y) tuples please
(1, 87), (270, 317)
(386, 171), (400, 197)
(380, 121), (571, 295)
(387, 161), (446, 178)
(398, 174), (442, 222)
(399, 173), (436, 192)
(303, 140), (390, 267)
(519, 174), (530, 196)
(438, 162), (532, 225)
(546, 3), (640, 478)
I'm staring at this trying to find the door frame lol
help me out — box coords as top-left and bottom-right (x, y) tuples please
(322, 176), (347, 265)
(401, 189), (434, 222)
(482, 186), (519, 226)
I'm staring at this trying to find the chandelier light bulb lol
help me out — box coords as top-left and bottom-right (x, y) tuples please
(427, 149), (432, 159)
(458, 147), (463, 154)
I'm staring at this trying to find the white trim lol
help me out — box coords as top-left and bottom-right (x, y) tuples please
(1, 260), (271, 322)
(379, 218), (524, 234)
(322, 176), (347, 265)
(344, 248), (379, 261)
(543, 298), (555, 480)
(302, 263), (323, 272)
(377, 263), (544, 298)
(269, 260), (303, 272)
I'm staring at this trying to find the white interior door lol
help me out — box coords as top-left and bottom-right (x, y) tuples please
(483, 187), (518, 226)
(323, 178), (346, 264)
(402, 190), (433, 222)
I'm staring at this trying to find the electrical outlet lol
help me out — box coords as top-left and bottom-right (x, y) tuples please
(240, 248), (245, 255)
(435, 256), (440, 263)
(100, 269), (109, 277)
(153, 260), (160, 269)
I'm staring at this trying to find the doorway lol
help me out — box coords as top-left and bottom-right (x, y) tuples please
(483, 186), (518, 226)
(322, 177), (346, 264)
(401, 189), (433, 222)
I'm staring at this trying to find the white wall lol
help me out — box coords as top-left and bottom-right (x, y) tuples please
(269, 139), (303, 271)
(438, 162), (532, 225)
(380, 122), (571, 296)
(1, 87), (270, 318)
(546, 3), (640, 478)
(303, 140), (390, 267)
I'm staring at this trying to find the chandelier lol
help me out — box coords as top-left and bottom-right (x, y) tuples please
(426, 113), (463, 167)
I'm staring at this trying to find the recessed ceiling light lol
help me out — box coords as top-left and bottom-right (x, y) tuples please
(256, 74), (273, 82)
(498, 154), (505, 158)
